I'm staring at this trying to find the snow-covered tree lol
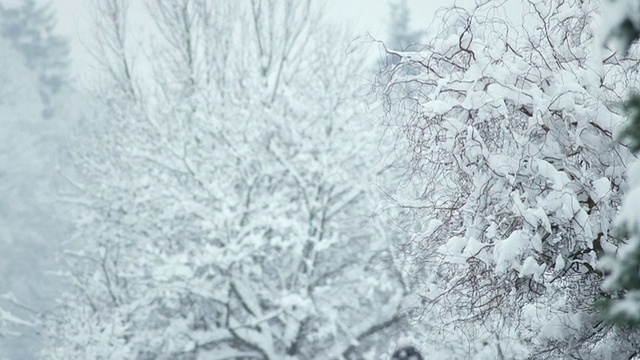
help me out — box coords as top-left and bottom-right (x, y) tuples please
(377, 0), (640, 357)
(43, 1), (410, 358)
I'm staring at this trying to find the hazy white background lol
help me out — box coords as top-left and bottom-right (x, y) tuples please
(51, 0), (446, 81)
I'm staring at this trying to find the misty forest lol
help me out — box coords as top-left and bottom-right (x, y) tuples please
(5, 0), (640, 359)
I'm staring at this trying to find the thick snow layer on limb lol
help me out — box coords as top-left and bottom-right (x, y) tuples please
(378, 0), (639, 357)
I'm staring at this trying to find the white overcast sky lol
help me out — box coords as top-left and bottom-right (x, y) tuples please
(51, 0), (447, 79)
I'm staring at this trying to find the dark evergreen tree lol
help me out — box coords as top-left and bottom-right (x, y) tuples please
(383, 0), (421, 71)
(600, 0), (640, 329)
(0, 0), (69, 118)
(0, 1), (72, 358)
(387, 0), (421, 52)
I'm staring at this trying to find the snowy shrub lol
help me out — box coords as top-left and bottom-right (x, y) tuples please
(378, 0), (640, 357)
